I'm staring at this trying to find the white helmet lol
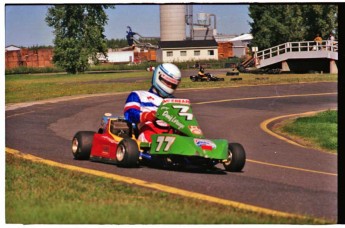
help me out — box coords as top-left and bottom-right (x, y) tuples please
(152, 63), (181, 98)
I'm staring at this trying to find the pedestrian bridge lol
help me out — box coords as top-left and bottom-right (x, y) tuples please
(254, 40), (338, 73)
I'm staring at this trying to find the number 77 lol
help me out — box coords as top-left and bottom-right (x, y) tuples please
(156, 136), (176, 152)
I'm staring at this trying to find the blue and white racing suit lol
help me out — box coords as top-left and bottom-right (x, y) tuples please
(124, 88), (171, 142)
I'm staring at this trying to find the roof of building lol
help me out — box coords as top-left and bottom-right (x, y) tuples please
(214, 34), (237, 42)
(5, 45), (21, 51)
(229, 33), (253, 42)
(215, 33), (253, 43)
(159, 40), (218, 49)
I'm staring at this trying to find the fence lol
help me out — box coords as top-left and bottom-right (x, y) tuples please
(254, 40), (338, 62)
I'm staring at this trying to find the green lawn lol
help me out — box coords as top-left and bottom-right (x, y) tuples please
(5, 71), (153, 103)
(6, 152), (328, 224)
(5, 71), (337, 104)
(276, 110), (337, 153)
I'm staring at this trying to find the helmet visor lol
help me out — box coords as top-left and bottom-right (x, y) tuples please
(159, 72), (180, 90)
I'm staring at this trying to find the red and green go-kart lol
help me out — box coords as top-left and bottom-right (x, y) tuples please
(72, 98), (246, 172)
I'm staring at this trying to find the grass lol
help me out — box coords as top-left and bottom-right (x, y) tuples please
(5, 71), (337, 104)
(5, 152), (327, 224)
(5, 71), (152, 103)
(274, 110), (337, 153)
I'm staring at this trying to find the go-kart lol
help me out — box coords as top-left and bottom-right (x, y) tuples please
(190, 73), (225, 82)
(72, 98), (245, 172)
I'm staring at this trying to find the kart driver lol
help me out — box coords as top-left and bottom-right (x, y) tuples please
(124, 63), (182, 142)
(198, 66), (206, 78)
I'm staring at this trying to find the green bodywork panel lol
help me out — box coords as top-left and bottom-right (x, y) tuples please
(149, 134), (228, 160)
(143, 99), (229, 160)
(155, 99), (205, 138)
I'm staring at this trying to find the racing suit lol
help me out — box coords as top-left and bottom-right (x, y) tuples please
(124, 88), (172, 142)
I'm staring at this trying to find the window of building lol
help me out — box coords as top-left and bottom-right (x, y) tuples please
(208, 50), (214, 55)
(194, 50), (200, 56)
(167, 51), (173, 57)
(180, 51), (187, 56)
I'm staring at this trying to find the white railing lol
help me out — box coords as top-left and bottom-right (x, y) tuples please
(254, 40), (338, 63)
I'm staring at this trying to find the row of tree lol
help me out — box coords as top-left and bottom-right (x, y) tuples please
(26, 39), (132, 50)
(249, 4), (338, 50)
(45, 4), (338, 74)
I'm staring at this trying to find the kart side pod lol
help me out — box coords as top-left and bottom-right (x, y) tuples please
(149, 134), (229, 160)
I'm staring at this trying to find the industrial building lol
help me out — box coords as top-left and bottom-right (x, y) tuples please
(121, 5), (250, 64)
(5, 45), (54, 69)
(156, 40), (218, 62)
(215, 33), (253, 57)
(155, 5), (249, 63)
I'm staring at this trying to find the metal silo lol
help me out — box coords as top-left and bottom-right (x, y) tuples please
(160, 5), (186, 41)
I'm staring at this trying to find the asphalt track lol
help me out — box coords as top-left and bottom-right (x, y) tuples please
(5, 81), (337, 221)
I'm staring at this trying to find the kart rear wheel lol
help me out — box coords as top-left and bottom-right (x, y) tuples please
(223, 143), (246, 172)
(116, 138), (140, 167)
(72, 131), (95, 160)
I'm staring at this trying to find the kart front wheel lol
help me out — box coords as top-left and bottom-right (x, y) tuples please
(223, 143), (246, 172)
(72, 131), (95, 160)
(116, 138), (140, 167)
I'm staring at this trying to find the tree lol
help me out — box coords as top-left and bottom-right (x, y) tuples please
(302, 4), (338, 40)
(106, 38), (129, 49)
(249, 4), (337, 50)
(46, 5), (114, 74)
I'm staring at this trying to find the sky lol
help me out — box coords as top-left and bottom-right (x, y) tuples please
(5, 4), (252, 47)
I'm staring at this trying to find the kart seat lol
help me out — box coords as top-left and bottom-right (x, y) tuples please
(110, 119), (131, 138)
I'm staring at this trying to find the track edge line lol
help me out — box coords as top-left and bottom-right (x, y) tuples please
(260, 109), (337, 155)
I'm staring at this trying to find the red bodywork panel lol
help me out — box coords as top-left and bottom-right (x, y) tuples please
(90, 131), (119, 160)
(90, 116), (133, 161)
(90, 118), (121, 160)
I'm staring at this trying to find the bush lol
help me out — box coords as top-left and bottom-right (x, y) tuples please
(5, 58), (243, 75)
(5, 66), (65, 75)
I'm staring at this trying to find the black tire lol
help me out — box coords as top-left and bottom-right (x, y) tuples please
(72, 131), (95, 160)
(237, 65), (245, 73)
(116, 138), (140, 167)
(191, 77), (197, 82)
(223, 143), (246, 172)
